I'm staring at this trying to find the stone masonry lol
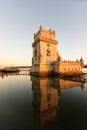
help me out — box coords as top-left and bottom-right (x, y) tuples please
(30, 26), (84, 76)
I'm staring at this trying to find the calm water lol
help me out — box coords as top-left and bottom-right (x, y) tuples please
(0, 74), (87, 130)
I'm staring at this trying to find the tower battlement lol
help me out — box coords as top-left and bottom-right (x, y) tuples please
(32, 26), (58, 47)
(61, 60), (79, 63)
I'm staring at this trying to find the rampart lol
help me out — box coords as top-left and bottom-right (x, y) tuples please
(54, 60), (82, 75)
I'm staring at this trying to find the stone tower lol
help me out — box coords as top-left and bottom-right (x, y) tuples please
(31, 26), (58, 75)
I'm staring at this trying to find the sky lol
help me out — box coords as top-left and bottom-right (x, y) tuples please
(0, 0), (87, 66)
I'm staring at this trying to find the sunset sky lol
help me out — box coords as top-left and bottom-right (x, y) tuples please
(0, 0), (87, 66)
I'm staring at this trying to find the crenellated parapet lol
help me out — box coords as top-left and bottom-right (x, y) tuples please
(32, 26), (58, 47)
(61, 60), (79, 63)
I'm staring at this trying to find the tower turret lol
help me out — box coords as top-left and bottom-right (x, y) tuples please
(80, 57), (84, 68)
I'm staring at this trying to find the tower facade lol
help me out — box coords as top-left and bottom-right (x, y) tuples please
(31, 26), (58, 75)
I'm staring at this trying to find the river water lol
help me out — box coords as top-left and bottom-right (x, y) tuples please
(0, 74), (87, 130)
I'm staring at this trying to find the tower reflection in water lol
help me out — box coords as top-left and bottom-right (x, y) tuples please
(31, 76), (82, 128)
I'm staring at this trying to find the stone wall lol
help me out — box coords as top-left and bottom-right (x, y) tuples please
(54, 60), (82, 75)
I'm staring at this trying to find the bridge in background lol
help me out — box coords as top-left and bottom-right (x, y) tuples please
(0, 66), (32, 75)
(18, 67), (31, 75)
(14, 66), (31, 75)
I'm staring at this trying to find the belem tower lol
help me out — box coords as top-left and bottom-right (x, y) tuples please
(30, 26), (84, 76)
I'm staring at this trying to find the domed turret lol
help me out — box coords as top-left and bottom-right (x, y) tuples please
(80, 57), (84, 68)
(57, 55), (62, 63)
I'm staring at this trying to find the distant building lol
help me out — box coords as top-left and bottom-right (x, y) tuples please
(30, 26), (84, 76)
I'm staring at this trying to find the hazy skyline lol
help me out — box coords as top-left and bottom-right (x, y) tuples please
(0, 0), (87, 66)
